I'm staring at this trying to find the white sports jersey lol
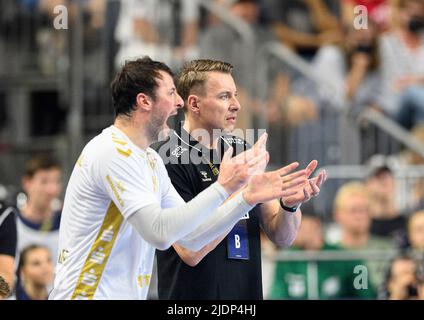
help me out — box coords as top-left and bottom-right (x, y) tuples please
(16, 213), (60, 265)
(49, 125), (184, 300)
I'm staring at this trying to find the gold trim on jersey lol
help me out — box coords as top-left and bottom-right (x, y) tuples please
(146, 151), (158, 192)
(137, 274), (151, 288)
(116, 147), (132, 158)
(106, 175), (124, 208)
(111, 133), (133, 158)
(71, 201), (124, 300)
(76, 154), (84, 167)
(111, 138), (128, 146)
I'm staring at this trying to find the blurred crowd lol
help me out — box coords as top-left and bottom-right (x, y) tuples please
(1, 0), (424, 300)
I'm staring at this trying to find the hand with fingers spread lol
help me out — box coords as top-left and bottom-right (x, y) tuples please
(231, 132), (268, 169)
(218, 133), (269, 194)
(280, 160), (328, 209)
(242, 162), (303, 206)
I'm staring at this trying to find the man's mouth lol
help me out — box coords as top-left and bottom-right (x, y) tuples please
(226, 115), (237, 123)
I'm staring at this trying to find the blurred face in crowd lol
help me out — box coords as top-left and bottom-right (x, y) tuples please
(398, 0), (424, 33)
(196, 72), (241, 134)
(231, 1), (259, 24)
(408, 211), (424, 251)
(388, 258), (418, 300)
(366, 168), (396, 218)
(293, 216), (323, 250)
(22, 168), (62, 210)
(366, 169), (395, 200)
(336, 193), (371, 236)
(21, 248), (54, 288)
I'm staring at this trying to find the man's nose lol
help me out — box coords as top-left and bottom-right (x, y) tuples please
(176, 93), (184, 109)
(231, 97), (241, 111)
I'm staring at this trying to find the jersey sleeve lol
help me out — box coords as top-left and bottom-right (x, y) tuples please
(157, 157), (186, 208)
(98, 150), (160, 220)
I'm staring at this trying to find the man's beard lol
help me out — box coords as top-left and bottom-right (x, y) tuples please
(147, 112), (168, 143)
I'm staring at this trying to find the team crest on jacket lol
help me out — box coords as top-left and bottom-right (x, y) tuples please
(200, 171), (212, 182)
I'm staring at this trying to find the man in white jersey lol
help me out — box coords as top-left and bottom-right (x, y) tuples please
(49, 57), (306, 300)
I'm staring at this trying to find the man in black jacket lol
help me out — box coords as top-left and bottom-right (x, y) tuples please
(153, 59), (326, 299)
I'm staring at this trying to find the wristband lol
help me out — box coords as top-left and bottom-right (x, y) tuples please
(279, 199), (299, 213)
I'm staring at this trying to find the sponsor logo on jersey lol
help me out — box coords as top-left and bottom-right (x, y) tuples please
(58, 249), (69, 264)
(200, 171), (212, 182)
(223, 136), (244, 145)
(171, 146), (188, 158)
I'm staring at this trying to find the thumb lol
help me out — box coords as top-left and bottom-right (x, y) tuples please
(254, 132), (268, 151)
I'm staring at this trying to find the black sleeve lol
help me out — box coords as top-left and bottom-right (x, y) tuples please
(165, 164), (197, 203)
(0, 207), (17, 257)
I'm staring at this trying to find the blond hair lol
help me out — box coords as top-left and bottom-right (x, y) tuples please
(176, 59), (233, 111)
(333, 181), (369, 212)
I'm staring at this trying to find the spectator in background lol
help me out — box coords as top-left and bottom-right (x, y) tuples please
(17, 154), (62, 264)
(0, 202), (17, 298)
(271, 212), (375, 299)
(400, 125), (424, 209)
(397, 83), (424, 130)
(341, 0), (393, 33)
(15, 245), (54, 300)
(366, 164), (407, 246)
(312, 22), (382, 114)
(265, 0), (342, 60)
(332, 181), (393, 291)
(115, 0), (200, 69)
(379, 0), (424, 128)
(382, 254), (419, 299)
(407, 210), (424, 252)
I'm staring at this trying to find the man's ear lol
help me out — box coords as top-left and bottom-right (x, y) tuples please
(187, 95), (200, 115)
(135, 92), (153, 112)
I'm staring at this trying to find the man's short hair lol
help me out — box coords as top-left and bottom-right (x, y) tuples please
(176, 59), (233, 112)
(24, 154), (61, 179)
(111, 56), (174, 117)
